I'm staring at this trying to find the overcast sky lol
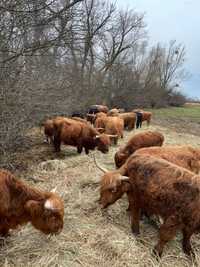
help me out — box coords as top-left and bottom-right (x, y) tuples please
(117, 0), (200, 98)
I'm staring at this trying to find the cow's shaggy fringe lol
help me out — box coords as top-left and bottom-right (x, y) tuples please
(0, 125), (200, 266)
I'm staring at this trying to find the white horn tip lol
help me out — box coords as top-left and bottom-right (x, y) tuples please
(51, 187), (57, 193)
(44, 200), (53, 210)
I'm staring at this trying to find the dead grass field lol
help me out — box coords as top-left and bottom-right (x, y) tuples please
(1, 109), (200, 267)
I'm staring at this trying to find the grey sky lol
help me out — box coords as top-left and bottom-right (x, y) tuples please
(117, 0), (200, 98)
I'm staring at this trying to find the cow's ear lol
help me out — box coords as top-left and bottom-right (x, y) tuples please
(25, 200), (42, 218)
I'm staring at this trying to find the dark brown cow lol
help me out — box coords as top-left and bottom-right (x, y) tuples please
(0, 169), (64, 236)
(53, 117), (111, 154)
(115, 131), (164, 168)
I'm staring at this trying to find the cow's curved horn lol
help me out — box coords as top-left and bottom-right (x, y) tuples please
(50, 187), (57, 193)
(44, 199), (57, 211)
(119, 175), (129, 181)
(106, 134), (118, 138)
(93, 154), (108, 173)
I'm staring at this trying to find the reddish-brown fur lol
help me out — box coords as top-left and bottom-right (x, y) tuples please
(94, 113), (108, 129)
(71, 117), (89, 125)
(115, 131), (164, 168)
(53, 117), (111, 154)
(0, 169), (64, 236)
(126, 154), (200, 256)
(135, 146), (200, 174)
(104, 117), (124, 144)
(119, 112), (136, 130)
(44, 119), (54, 143)
(141, 111), (152, 125)
(100, 146), (200, 210)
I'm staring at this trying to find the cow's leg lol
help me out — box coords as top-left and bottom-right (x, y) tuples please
(182, 228), (194, 256)
(84, 147), (89, 154)
(77, 145), (83, 154)
(153, 216), (179, 257)
(53, 137), (61, 152)
(114, 136), (118, 145)
(0, 227), (9, 237)
(127, 193), (140, 235)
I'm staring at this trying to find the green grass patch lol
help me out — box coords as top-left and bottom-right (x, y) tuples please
(148, 106), (200, 121)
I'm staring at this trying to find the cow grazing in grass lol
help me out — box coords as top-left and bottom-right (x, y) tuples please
(0, 169), (64, 237)
(99, 145), (200, 210)
(115, 131), (164, 168)
(53, 117), (111, 154)
(125, 154), (200, 257)
(98, 153), (200, 257)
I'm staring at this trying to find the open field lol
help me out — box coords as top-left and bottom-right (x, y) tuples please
(148, 106), (200, 136)
(0, 107), (200, 267)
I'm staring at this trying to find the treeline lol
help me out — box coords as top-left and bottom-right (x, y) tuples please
(0, 0), (187, 152)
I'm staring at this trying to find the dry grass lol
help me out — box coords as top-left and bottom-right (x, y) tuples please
(1, 121), (200, 267)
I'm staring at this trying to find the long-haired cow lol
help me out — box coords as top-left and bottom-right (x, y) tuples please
(99, 153), (200, 257)
(0, 169), (64, 236)
(115, 131), (164, 168)
(125, 154), (200, 257)
(99, 145), (200, 210)
(53, 117), (111, 154)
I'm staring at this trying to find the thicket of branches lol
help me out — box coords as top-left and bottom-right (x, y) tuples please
(0, 0), (188, 152)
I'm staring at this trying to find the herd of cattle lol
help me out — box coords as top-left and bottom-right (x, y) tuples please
(1, 104), (200, 260)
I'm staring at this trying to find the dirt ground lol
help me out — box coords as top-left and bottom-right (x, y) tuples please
(1, 116), (200, 267)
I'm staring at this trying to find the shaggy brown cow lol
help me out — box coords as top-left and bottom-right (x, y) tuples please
(0, 169), (64, 236)
(125, 154), (200, 256)
(103, 116), (124, 145)
(115, 131), (164, 168)
(53, 117), (111, 154)
(43, 116), (68, 144)
(99, 145), (200, 211)
(119, 112), (136, 130)
(99, 154), (200, 256)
